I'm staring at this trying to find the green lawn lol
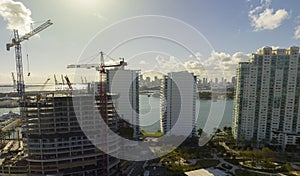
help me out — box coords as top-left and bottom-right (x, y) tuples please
(141, 131), (163, 137)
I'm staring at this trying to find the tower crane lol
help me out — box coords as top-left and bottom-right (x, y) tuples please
(36, 77), (51, 101)
(40, 77), (51, 91)
(64, 75), (73, 90)
(54, 74), (59, 90)
(67, 51), (127, 125)
(54, 74), (58, 85)
(6, 20), (53, 98)
(67, 51), (127, 175)
(81, 76), (84, 84)
(61, 74), (65, 85)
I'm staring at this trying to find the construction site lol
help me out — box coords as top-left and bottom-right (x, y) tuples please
(0, 18), (140, 176)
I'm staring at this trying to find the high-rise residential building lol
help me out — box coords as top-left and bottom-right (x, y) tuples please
(145, 76), (151, 86)
(160, 71), (197, 137)
(139, 74), (145, 87)
(22, 92), (120, 176)
(107, 68), (140, 139)
(202, 78), (206, 85)
(231, 76), (236, 87)
(233, 46), (300, 149)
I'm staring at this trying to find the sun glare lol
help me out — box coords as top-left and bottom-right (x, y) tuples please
(76, 0), (98, 6)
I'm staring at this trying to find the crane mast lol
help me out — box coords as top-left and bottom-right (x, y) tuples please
(11, 72), (16, 91)
(13, 30), (25, 98)
(6, 20), (53, 98)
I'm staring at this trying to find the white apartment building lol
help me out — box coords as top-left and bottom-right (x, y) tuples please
(233, 46), (300, 149)
(107, 68), (140, 139)
(160, 71), (197, 137)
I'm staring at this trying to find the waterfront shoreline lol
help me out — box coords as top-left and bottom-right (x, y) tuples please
(0, 100), (18, 108)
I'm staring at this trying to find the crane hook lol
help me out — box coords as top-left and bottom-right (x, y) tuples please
(26, 54), (30, 76)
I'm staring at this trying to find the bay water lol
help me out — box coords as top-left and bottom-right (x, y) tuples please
(139, 95), (234, 132)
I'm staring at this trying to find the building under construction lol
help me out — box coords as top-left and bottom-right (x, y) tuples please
(2, 38), (141, 175)
(20, 90), (120, 176)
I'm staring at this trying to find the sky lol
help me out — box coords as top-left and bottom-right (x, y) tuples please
(0, 0), (300, 84)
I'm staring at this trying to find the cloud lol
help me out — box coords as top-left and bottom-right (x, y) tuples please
(249, 8), (288, 31)
(228, 52), (249, 68)
(296, 15), (300, 23)
(153, 55), (206, 77)
(195, 52), (202, 60)
(248, 0), (289, 31)
(93, 12), (108, 22)
(0, 0), (33, 35)
(183, 60), (203, 70)
(155, 55), (185, 73)
(152, 51), (249, 79)
(139, 60), (148, 65)
(198, 51), (249, 78)
(294, 25), (300, 39)
(189, 52), (202, 60)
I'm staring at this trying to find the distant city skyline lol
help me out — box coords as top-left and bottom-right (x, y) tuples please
(1, 0), (300, 84)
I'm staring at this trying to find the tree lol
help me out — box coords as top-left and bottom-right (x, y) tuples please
(227, 127), (232, 133)
(253, 150), (263, 162)
(241, 150), (254, 161)
(261, 147), (272, 161)
(197, 128), (203, 136)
